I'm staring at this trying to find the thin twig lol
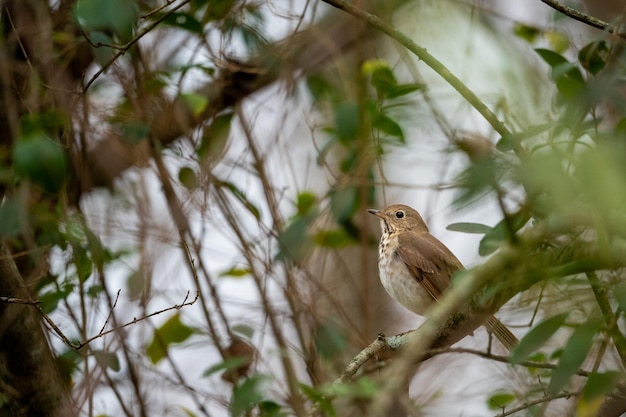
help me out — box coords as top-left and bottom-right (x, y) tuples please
(540, 0), (626, 40)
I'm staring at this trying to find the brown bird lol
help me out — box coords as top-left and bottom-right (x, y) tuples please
(368, 204), (518, 351)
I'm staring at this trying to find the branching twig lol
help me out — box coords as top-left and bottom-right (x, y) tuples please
(540, 0), (626, 40)
(496, 391), (577, 417)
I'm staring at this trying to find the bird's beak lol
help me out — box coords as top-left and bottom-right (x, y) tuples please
(367, 209), (383, 218)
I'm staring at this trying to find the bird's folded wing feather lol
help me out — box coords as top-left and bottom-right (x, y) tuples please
(395, 232), (464, 302)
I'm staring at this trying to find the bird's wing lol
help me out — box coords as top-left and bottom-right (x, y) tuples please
(395, 232), (464, 301)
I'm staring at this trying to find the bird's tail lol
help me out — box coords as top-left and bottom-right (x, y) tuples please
(484, 315), (518, 352)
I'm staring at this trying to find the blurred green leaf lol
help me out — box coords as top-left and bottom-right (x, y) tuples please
(613, 282), (626, 312)
(581, 371), (621, 401)
(388, 83), (422, 98)
(205, 0), (236, 22)
(180, 93), (208, 117)
(199, 113), (232, 162)
(126, 271), (145, 300)
(221, 181), (261, 220)
(276, 217), (313, 263)
(219, 267), (250, 278)
(314, 321), (347, 360)
(0, 199), (22, 238)
(549, 317), (601, 395)
(39, 284), (74, 314)
(147, 313), (196, 364)
(161, 12), (203, 34)
(178, 167), (198, 189)
(326, 378), (379, 399)
(231, 374), (270, 417)
(513, 24), (540, 43)
(334, 102), (359, 143)
(578, 41), (608, 75)
(120, 121), (149, 144)
(314, 229), (355, 248)
(330, 186), (358, 222)
(13, 134), (68, 193)
(93, 350), (120, 372)
(204, 356), (250, 377)
(446, 222), (492, 234)
(478, 210), (529, 256)
(510, 313), (569, 364)
(300, 384), (335, 416)
(296, 192), (317, 216)
(487, 390), (516, 410)
(372, 113), (404, 141)
(74, 0), (139, 41)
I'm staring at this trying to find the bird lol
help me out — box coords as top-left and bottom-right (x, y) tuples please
(368, 204), (518, 351)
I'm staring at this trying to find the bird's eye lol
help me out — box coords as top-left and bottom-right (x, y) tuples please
(395, 211), (404, 219)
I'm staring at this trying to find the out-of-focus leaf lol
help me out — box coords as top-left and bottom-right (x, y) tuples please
(510, 313), (569, 364)
(314, 321), (347, 360)
(326, 378), (379, 399)
(74, 0), (139, 41)
(513, 24), (540, 43)
(549, 317), (601, 395)
(578, 41), (608, 75)
(126, 271), (145, 299)
(478, 210), (530, 256)
(545, 31), (570, 53)
(147, 313), (196, 364)
(314, 229), (355, 248)
(330, 186), (358, 222)
(199, 113), (232, 162)
(180, 93), (208, 117)
(296, 192), (317, 216)
(178, 167), (198, 189)
(577, 371), (622, 417)
(373, 113), (404, 141)
(0, 199), (22, 238)
(300, 384), (335, 416)
(276, 217), (313, 263)
(120, 121), (149, 144)
(446, 222), (492, 234)
(205, 0), (236, 22)
(334, 102), (359, 144)
(487, 391), (516, 410)
(39, 284), (74, 314)
(231, 374), (270, 417)
(161, 12), (203, 34)
(203, 357), (250, 377)
(93, 350), (120, 372)
(219, 267), (250, 278)
(388, 83), (423, 98)
(221, 181), (261, 220)
(613, 282), (626, 312)
(13, 134), (68, 193)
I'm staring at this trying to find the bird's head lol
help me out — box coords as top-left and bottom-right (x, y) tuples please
(367, 204), (429, 234)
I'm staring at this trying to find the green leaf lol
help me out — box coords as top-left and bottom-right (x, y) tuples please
(314, 321), (347, 360)
(388, 83), (422, 98)
(330, 186), (358, 222)
(513, 24), (540, 43)
(120, 121), (149, 144)
(314, 229), (355, 248)
(478, 211), (529, 256)
(446, 222), (492, 234)
(276, 217), (313, 263)
(0, 199), (22, 238)
(199, 112), (232, 162)
(178, 167), (198, 189)
(221, 181), (261, 220)
(146, 313), (195, 364)
(487, 390), (516, 410)
(93, 350), (120, 371)
(13, 134), (68, 193)
(373, 114), (404, 141)
(231, 375), (270, 417)
(179, 93), (208, 117)
(578, 41), (608, 75)
(296, 192), (317, 216)
(219, 267), (251, 278)
(203, 356), (250, 377)
(549, 317), (601, 395)
(74, 0), (139, 41)
(300, 384), (335, 416)
(161, 12), (203, 34)
(334, 102), (359, 143)
(581, 371), (622, 401)
(510, 313), (569, 364)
